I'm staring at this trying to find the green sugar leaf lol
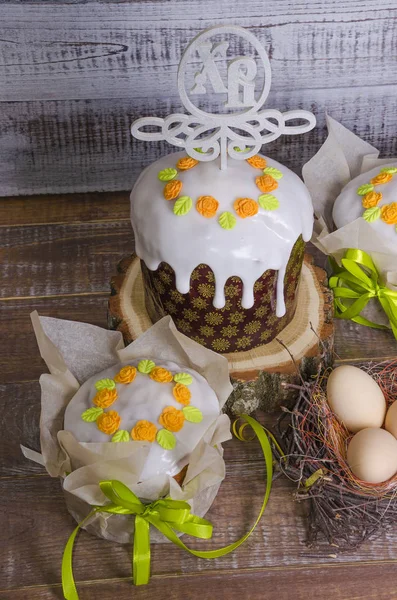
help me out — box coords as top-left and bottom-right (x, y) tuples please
(258, 193), (280, 211)
(111, 430), (130, 443)
(158, 168), (178, 181)
(194, 147), (204, 153)
(174, 372), (193, 386)
(95, 378), (116, 392)
(263, 166), (283, 180)
(156, 429), (176, 450)
(138, 359), (156, 374)
(380, 167), (397, 174)
(173, 196), (193, 216)
(81, 406), (104, 422)
(357, 183), (374, 196)
(219, 211), (237, 230)
(182, 406), (203, 423)
(363, 206), (381, 222)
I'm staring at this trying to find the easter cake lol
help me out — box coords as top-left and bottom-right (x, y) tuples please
(64, 358), (220, 482)
(333, 163), (397, 254)
(130, 151), (314, 353)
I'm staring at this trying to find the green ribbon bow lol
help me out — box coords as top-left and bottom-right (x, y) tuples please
(329, 248), (397, 340)
(62, 414), (273, 599)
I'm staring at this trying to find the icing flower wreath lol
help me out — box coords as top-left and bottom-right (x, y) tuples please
(356, 166), (397, 229)
(157, 153), (283, 231)
(80, 360), (202, 450)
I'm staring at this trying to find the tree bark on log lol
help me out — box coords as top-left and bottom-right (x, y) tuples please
(108, 254), (334, 415)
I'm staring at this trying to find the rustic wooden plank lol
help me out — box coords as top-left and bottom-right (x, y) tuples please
(2, 83), (397, 196)
(335, 320), (397, 363)
(0, 2), (396, 101)
(0, 228), (395, 388)
(0, 192), (129, 227)
(1, 272), (395, 388)
(0, 294), (110, 386)
(0, 221), (133, 297)
(2, 293), (395, 386)
(2, 463), (397, 592)
(1, 317), (395, 477)
(0, 381), (44, 476)
(4, 562), (397, 600)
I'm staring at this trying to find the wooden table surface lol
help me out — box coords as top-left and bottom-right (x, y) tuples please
(1, 192), (397, 600)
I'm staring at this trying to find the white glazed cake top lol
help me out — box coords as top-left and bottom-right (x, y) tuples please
(63, 359), (220, 482)
(333, 163), (397, 255)
(130, 151), (313, 317)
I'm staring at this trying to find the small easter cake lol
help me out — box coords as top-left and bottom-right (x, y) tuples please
(63, 359), (219, 482)
(333, 163), (397, 254)
(130, 151), (314, 353)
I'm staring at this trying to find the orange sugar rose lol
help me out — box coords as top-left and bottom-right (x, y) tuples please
(176, 157), (199, 171)
(255, 174), (278, 193)
(381, 202), (397, 225)
(196, 195), (219, 218)
(159, 406), (185, 432)
(172, 383), (191, 406)
(362, 191), (382, 208)
(371, 172), (393, 186)
(93, 388), (118, 408)
(97, 410), (121, 435)
(246, 155), (267, 169)
(234, 197), (259, 219)
(150, 366), (173, 383)
(163, 180), (183, 200)
(131, 420), (157, 442)
(114, 365), (137, 384)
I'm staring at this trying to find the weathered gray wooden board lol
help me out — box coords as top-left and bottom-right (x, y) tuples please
(1, 1), (397, 101)
(0, 0), (397, 195)
(2, 85), (397, 195)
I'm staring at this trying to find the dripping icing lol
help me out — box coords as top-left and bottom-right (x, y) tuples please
(130, 151), (313, 316)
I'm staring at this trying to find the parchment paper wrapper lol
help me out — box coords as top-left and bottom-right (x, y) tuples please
(23, 313), (233, 544)
(302, 114), (397, 327)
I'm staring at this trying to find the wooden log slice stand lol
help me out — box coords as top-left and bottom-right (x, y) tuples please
(108, 254), (334, 415)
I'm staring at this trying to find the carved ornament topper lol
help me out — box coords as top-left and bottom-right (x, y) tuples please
(131, 25), (316, 169)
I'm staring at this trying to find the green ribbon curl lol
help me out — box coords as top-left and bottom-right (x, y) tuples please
(329, 248), (397, 340)
(62, 414), (273, 599)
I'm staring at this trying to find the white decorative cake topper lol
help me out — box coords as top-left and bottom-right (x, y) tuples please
(131, 25), (316, 169)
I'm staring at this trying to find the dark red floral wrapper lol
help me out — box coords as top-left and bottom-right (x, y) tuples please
(140, 236), (305, 353)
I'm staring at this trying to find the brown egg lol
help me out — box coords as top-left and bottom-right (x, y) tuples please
(347, 428), (397, 483)
(385, 401), (397, 438)
(327, 365), (386, 432)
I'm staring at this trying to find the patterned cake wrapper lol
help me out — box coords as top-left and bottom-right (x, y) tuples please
(141, 236), (305, 353)
(22, 313), (233, 544)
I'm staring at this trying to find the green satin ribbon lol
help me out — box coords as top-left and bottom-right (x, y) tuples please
(329, 248), (397, 340)
(62, 414), (273, 599)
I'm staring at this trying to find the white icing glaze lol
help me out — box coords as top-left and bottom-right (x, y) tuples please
(130, 151), (313, 317)
(333, 163), (397, 256)
(63, 359), (220, 482)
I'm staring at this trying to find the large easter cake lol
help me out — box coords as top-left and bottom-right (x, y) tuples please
(130, 151), (314, 353)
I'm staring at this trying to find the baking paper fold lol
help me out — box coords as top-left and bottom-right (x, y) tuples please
(302, 114), (397, 327)
(24, 313), (233, 543)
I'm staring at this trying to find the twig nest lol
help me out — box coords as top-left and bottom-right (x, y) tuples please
(347, 428), (397, 484)
(327, 365), (386, 432)
(275, 359), (397, 550)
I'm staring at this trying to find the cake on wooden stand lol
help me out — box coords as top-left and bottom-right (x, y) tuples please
(108, 25), (334, 414)
(109, 253), (334, 415)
